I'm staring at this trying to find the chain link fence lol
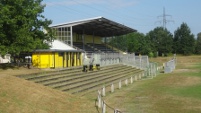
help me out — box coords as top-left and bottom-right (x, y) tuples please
(164, 57), (177, 73)
(82, 52), (161, 77)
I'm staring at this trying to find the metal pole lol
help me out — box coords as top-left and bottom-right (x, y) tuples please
(70, 26), (73, 47)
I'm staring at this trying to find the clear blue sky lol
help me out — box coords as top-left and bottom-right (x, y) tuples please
(42, 0), (201, 37)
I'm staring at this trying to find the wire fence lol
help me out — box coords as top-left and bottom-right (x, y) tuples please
(83, 53), (150, 70)
(83, 53), (176, 113)
(96, 71), (144, 113)
(82, 53), (163, 78)
(164, 57), (177, 73)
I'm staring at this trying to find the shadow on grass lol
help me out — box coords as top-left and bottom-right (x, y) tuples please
(0, 63), (19, 70)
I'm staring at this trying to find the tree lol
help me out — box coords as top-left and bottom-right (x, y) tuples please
(126, 32), (150, 54)
(109, 32), (151, 55)
(109, 35), (127, 52)
(146, 27), (173, 56)
(173, 23), (195, 55)
(0, 0), (53, 55)
(195, 32), (201, 54)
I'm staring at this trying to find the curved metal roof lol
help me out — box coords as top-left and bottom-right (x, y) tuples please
(50, 17), (137, 37)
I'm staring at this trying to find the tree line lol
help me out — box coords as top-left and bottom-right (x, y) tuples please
(109, 23), (201, 56)
(1, 0), (201, 57)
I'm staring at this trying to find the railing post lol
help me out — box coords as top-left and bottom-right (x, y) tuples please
(154, 64), (157, 77)
(102, 101), (106, 113)
(119, 80), (121, 89)
(131, 76), (133, 84)
(125, 79), (128, 86)
(135, 75), (138, 81)
(111, 83), (114, 93)
(97, 90), (101, 108)
(139, 73), (141, 80)
(102, 86), (105, 97)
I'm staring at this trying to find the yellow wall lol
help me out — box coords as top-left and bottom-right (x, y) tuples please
(73, 33), (102, 44)
(32, 52), (82, 69)
(32, 52), (53, 68)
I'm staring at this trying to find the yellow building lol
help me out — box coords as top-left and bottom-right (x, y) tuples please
(32, 40), (83, 69)
(32, 50), (82, 69)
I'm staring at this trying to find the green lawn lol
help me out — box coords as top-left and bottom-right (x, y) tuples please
(94, 56), (201, 113)
(1, 56), (201, 113)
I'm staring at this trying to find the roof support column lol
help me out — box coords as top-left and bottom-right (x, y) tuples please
(70, 26), (73, 47)
(93, 31), (95, 53)
(104, 37), (107, 53)
(112, 31), (114, 53)
(82, 29), (85, 51)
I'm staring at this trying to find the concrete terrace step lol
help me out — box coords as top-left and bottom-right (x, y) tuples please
(32, 64), (129, 84)
(67, 70), (143, 94)
(41, 66), (133, 87)
(17, 66), (83, 80)
(49, 67), (136, 89)
(59, 68), (140, 92)
(77, 70), (143, 96)
(22, 64), (122, 81)
(16, 64), (144, 95)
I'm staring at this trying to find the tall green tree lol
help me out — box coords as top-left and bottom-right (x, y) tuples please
(195, 32), (201, 54)
(109, 35), (127, 52)
(146, 27), (173, 56)
(173, 23), (195, 55)
(0, 0), (53, 55)
(127, 32), (150, 54)
(109, 32), (150, 55)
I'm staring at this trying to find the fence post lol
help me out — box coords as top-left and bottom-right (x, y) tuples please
(111, 83), (114, 93)
(125, 79), (128, 86)
(135, 75), (138, 81)
(139, 55), (142, 69)
(130, 76), (133, 84)
(154, 64), (157, 77)
(102, 101), (106, 113)
(97, 90), (101, 108)
(139, 73), (141, 80)
(102, 86), (105, 97)
(119, 80), (121, 89)
(114, 109), (118, 113)
(142, 72), (145, 77)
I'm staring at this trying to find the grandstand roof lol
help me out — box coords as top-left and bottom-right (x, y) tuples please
(50, 16), (137, 37)
(50, 40), (75, 50)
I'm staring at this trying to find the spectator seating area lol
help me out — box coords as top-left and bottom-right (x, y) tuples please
(73, 42), (118, 57)
(17, 64), (144, 95)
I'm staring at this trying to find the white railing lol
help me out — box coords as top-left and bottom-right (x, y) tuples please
(164, 58), (176, 73)
(96, 71), (144, 113)
(83, 53), (149, 70)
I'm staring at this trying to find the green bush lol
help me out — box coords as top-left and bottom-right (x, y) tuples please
(148, 52), (154, 58)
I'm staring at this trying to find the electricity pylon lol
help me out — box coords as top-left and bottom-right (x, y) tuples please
(156, 7), (174, 29)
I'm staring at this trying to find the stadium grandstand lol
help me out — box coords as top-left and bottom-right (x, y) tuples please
(32, 16), (137, 69)
(17, 17), (160, 96)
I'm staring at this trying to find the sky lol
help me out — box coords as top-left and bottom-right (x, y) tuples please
(42, 0), (201, 37)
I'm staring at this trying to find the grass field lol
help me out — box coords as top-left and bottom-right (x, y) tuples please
(95, 56), (201, 113)
(0, 56), (201, 113)
(0, 68), (96, 113)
